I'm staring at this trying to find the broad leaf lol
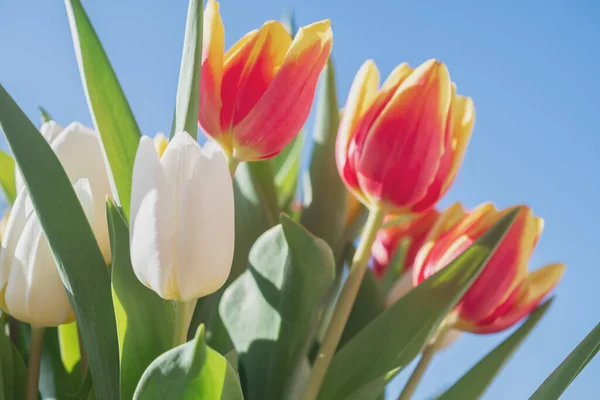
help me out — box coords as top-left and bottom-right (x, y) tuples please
(220, 215), (335, 400)
(529, 321), (600, 400)
(317, 209), (519, 400)
(133, 326), (243, 400)
(438, 299), (553, 400)
(301, 59), (347, 260)
(107, 201), (175, 400)
(0, 83), (119, 400)
(65, 0), (142, 218)
(171, 0), (203, 139)
(0, 150), (16, 205)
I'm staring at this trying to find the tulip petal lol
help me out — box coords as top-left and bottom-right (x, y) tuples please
(457, 206), (531, 321)
(5, 213), (72, 327)
(174, 145), (234, 301)
(52, 123), (113, 263)
(336, 60), (381, 191)
(130, 137), (175, 300)
(199, 0), (225, 139)
(220, 21), (292, 134)
(411, 94), (474, 212)
(0, 187), (31, 291)
(356, 60), (452, 208)
(231, 20), (332, 160)
(463, 263), (565, 334)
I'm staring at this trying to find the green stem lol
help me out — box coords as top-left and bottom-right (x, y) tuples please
(396, 324), (451, 400)
(25, 326), (45, 400)
(173, 300), (197, 347)
(304, 206), (385, 400)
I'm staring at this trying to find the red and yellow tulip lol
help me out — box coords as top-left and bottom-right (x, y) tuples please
(336, 59), (474, 213)
(199, 0), (333, 161)
(371, 208), (440, 277)
(412, 203), (565, 333)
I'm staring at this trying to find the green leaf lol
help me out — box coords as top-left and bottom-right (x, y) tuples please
(40, 327), (80, 400)
(9, 343), (26, 400)
(0, 150), (16, 205)
(65, 0), (142, 218)
(301, 59), (347, 260)
(530, 321), (600, 400)
(171, 0), (203, 139)
(220, 215), (335, 400)
(58, 322), (81, 374)
(133, 326), (243, 400)
(271, 132), (303, 210)
(317, 209), (520, 400)
(438, 299), (553, 400)
(0, 83), (119, 400)
(38, 106), (53, 123)
(107, 201), (175, 400)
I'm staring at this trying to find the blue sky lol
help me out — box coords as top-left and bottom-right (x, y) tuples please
(1, 0), (599, 398)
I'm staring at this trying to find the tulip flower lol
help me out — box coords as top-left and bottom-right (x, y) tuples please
(336, 59), (475, 214)
(129, 132), (235, 302)
(411, 203), (565, 334)
(199, 0), (333, 162)
(371, 208), (441, 277)
(0, 122), (113, 327)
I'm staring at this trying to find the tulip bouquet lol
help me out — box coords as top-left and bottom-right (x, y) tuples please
(0, 1), (597, 400)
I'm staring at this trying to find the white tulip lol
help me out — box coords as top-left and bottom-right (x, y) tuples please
(0, 122), (113, 327)
(130, 132), (235, 301)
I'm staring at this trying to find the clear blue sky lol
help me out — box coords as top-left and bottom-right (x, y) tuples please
(1, 1), (598, 398)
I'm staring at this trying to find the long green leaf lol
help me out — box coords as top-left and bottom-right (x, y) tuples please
(65, 0), (142, 218)
(58, 322), (81, 374)
(529, 321), (600, 400)
(107, 201), (175, 400)
(0, 150), (16, 205)
(133, 326), (243, 400)
(438, 299), (553, 400)
(301, 58), (347, 260)
(171, 0), (203, 139)
(271, 132), (303, 209)
(220, 215), (335, 400)
(317, 209), (519, 400)
(0, 83), (119, 400)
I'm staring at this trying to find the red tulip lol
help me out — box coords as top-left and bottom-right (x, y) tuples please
(199, 0), (332, 161)
(371, 208), (441, 277)
(336, 59), (474, 213)
(413, 203), (565, 333)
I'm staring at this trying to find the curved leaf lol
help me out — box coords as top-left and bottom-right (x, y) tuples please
(65, 0), (142, 218)
(317, 209), (519, 400)
(220, 215), (335, 400)
(0, 83), (119, 400)
(438, 299), (553, 400)
(172, 0), (203, 139)
(529, 321), (600, 400)
(133, 326), (242, 400)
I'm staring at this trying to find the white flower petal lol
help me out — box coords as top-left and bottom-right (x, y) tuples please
(5, 213), (72, 327)
(0, 187), (34, 289)
(175, 149), (234, 301)
(130, 137), (175, 299)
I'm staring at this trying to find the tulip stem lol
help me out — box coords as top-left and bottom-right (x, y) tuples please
(396, 324), (450, 400)
(173, 299), (197, 347)
(304, 206), (385, 400)
(25, 326), (45, 400)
